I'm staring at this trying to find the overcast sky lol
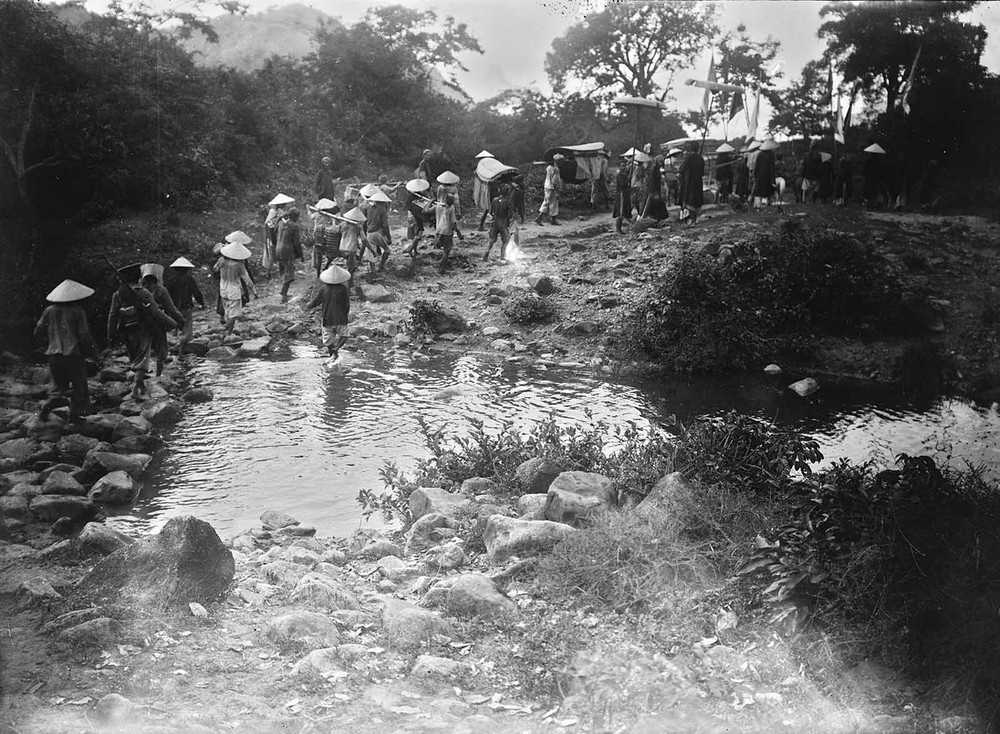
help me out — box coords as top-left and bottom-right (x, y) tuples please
(71, 0), (1000, 135)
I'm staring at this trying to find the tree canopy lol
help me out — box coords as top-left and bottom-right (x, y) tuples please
(545, 2), (719, 106)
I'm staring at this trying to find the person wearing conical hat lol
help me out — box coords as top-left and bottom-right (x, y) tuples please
(264, 194), (293, 279)
(34, 280), (101, 421)
(213, 242), (257, 338)
(140, 265), (185, 378)
(403, 179), (431, 259)
(108, 266), (177, 400)
(307, 265), (352, 358)
(435, 193), (464, 272)
(715, 144), (736, 205)
(678, 141), (705, 224)
(863, 143), (887, 210)
(364, 191), (393, 272)
(166, 257), (204, 359)
(435, 171), (462, 220)
(338, 207), (366, 290)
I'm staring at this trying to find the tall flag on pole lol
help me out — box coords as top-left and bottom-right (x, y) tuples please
(845, 86), (857, 129)
(827, 63), (835, 116)
(701, 53), (716, 119)
(900, 46), (922, 114)
(747, 87), (760, 140)
(728, 89), (745, 128)
(834, 95), (845, 145)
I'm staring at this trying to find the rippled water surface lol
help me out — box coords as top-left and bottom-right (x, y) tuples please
(110, 343), (1000, 538)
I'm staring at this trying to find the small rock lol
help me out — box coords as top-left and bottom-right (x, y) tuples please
(527, 273), (558, 296)
(88, 471), (137, 505)
(29, 495), (97, 522)
(515, 457), (563, 494)
(77, 522), (135, 555)
(93, 693), (134, 726)
(206, 346), (238, 361)
(788, 377), (819, 397)
(360, 284), (394, 303)
(267, 610), (341, 647)
(182, 387), (214, 403)
(140, 399), (184, 426)
(41, 471), (87, 497)
(260, 510), (300, 530)
(763, 364), (782, 375)
(189, 602), (209, 617)
(58, 617), (120, 648)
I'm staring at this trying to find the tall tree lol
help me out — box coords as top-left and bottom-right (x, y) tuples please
(545, 2), (719, 107)
(768, 60), (835, 140)
(818, 1), (985, 112)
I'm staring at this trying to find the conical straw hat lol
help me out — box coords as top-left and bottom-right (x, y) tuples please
(746, 140), (761, 151)
(343, 207), (367, 224)
(760, 139), (779, 151)
(46, 279), (94, 303)
(359, 183), (379, 198)
(436, 170), (460, 185)
(170, 257), (195, 268)
(268, 193), (294, 206)
(319, 264), (351, 285)
(475, 150), (494, 159)
(715, 142), (735, 153)
(864, 143), (886, 154)
(225, 230), (253, 245)
(314, 198), (338, 211)
(220, 242), (252, 260)
(368, 190), (392, 203)
(406, 178), (430, 193)
(820, 152), (833, 162)
(140, 263), (164, 282)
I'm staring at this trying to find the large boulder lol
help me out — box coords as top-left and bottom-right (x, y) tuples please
(426, 540), (467, 572)
(0, 495), (31, 521)
(76, 515), (235, 609)
(788, 378), (819, 397)
(408, 487), (473, 522)
(140, 400), (184, 427)
(445, 572), (518, 621)
(112, 416), (153, 442)
(292, 648), (343, 679)
(380, 598), (453, 651)
(29, 495), (97, 523)
(88, 471), (137, 505)
(260, 510), (300, 530)
(0, 438), (53, 468)
(483, 515), (576, 564)
(182, 387), (214, 404)
(544, 471), (616, 525)
(112, 435), (160, 454)
(75, 414), (121, 441)
(516, 494), (547, 520)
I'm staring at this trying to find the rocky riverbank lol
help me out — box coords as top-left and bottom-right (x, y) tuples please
(3, 202), (997, 733)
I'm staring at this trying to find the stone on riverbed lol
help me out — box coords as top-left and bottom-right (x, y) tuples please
(77, 521), (135, 555)
(238, 337), (272, 357)
(58, 617), (120, 648)
(788, 377), (819, 397)
(41, 471), (87, 497)
(291, 572), (360, 611)
(206, 346), (238, 361)
(408, 487), (473, 522)
(260, 510), (299, 530)
(57, 433), (100, 460)
(404, 512), (459, 555)
(140, 399), (184, 426)
(83, 450), (151, 480)
(88, 471), (137, 505)
(544, 471), (616, 525)
(77, 515), (235, 609)
(0, 495), (31, 521)
(446, 572), (518, 620)
(515, 457), (563, 494)
(483, 515), (576, 564)
(267, 610), (341, 648)
(359, 284), (394, 303)
(185, 339), (210, 357)
(112, 415), (153, 442)
(113, 435), (161, 454)
(182, 387), (214, 403)
(29, 495), (97, 523)
(380, 598), (453, 651)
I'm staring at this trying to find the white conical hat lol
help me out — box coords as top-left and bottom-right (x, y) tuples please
(170, 257), (195, 268)
(666, 148), (683, 158)
(820, 152), (833, 162)
(314, 198), (338, 211)
(225, 230), (253, 245)
(746, 140), (761, 151)
(139, 263), (164, 281)
(220, 242), (252, 260)
(436, 170), (460, 185)
(359, 183), (379, 198)
(475, 150), (494, 159)
(46, 279), (94, 303)
(760, 139), (779, 151)
(368, 190), (392, 203)
(405, 178), (430, 193)
(268, 193), (294, 206)
(864, 143), (886, 154)
(715, 142), (735, 153)
(319, 264), (351, 285)
(343, 207), (367, 224)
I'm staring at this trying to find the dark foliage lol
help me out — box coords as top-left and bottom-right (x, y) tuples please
(613, 220), (906, 372)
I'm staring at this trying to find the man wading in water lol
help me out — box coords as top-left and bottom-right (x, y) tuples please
(307, 264), (352, 359)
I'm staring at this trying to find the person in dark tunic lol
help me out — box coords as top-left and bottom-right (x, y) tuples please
(108, 265), (176, 400)
(678, 143), (705, 224)
(483, 184), (513, 262)
(34, 280), (101, 421)
(166, 257), (204, 359)
(752, 141), (778, 209)
(643, 155), (669, 221)
(802, 141), (823, 204)
(818, 154), (835, 204)
(612, 158), (632, 233)
(510, 176), (526, 224)
(314, 157), (340, 202)
(715, 145), (735, 205)
(308, 264), (351, 358)
(277, 208), (304, 300)
(863, 144), (888, 209)
(403, 180), (430, 258)
(141, 268), (184, 377)
(734, 153), (750, 204)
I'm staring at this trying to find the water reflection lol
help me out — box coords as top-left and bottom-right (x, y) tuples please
(111, 346), (1000, 539)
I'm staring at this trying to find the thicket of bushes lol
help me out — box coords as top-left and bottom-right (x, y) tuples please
(359, 411), (1000, 726)
(613, 219), (908, 373)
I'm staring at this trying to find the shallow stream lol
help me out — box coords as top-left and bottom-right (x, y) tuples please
(110, 343), (1000, 538)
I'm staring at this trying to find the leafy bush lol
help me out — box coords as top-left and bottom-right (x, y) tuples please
(503, 293), (558, 324)
(407, 300), (448, 337)
(737, 454), (1000, 717)
(613, 219), (906, 372)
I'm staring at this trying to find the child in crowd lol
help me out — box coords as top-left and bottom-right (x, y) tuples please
(435, 194), (464, 272)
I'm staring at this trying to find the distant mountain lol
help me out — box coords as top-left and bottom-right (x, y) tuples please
(182, 3), (333, 71)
